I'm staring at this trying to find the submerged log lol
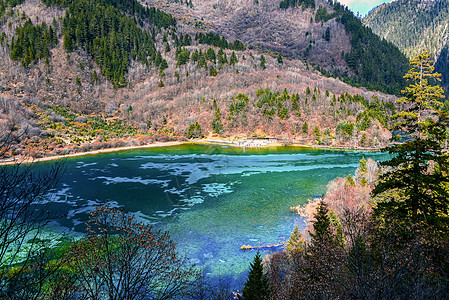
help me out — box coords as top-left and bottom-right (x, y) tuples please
(240, 243), (285, 251)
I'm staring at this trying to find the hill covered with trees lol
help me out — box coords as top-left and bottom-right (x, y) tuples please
(364, 0), (449, 92)
(0, 0), (404, 160)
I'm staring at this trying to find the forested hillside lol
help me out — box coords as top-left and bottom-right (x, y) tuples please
(364, 0), (449, 59)
(364, 0), (449, 92)
(174, 0), (409, 95)
(0, 0), (402, 160)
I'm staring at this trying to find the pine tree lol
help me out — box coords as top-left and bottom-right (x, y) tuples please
(311, 201), (332, 243)
(260, 55), (266, 69)
(239, 252), (270, 300)
(372, 50), (449, 234)
(302, 121), (308, 134)
(230, 51), (238, 65)
(211, 106), (223, 134)
(277, 53), (283, 64)
(286, 225), (303, 253)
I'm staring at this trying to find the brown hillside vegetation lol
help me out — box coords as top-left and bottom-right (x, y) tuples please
(0, 0), (395, 159)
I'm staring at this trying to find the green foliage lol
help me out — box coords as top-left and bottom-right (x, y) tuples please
(256, 87), (292, 120)
(372, 51), (449, 235)
(359, 157), (367, 173)
(336, 121), (354, 137)
(209, 67), (217, 77)
(286, 225), (303, 253)
(315, 6), (337, 23)
(435, 44), (449, 94)
(313, 125), (320, 141)
(302, 121), (308, 134)
(277, 53), (283, 64)
(206, 47), (216, 63)
(280, 0), (315, 10)
(277, 106), (288, 119)
(229, 93), (249, 118)
(305, 86), (311, 95)
(311, 201), (331, 242)
(361, 133), (367, 146)
(324, 26), (330, 42)
(10, 19), (57, 67)
(0, 0), (25, 18)
(327, 209), (344, 245)
(195, 32), (246, 50)
(176, 47), (190, 66)
(260, 55), (266, 69)
(187, 121), (201, 139)
(229, 51), (238, 65)
(364, 0), (449, 60)
(212, 107), (223, 134)
(239, 252), (270, 300)
(333, 2), (408, 95)
(345, 174), (355, 187)
(42, 0), (175, 88)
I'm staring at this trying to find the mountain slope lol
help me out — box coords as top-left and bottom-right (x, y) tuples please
(364, 0), (449, 93)
(143, 0), (409, 95)
(0, 0), (398, 159)
(364, 0), (449, 59)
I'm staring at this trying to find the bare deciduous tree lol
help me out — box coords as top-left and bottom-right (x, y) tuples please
(0, 130), (64, 296)
(69, 206), (200, 300)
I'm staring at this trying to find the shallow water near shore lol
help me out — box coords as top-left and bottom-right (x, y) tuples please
(34, 144), (387, 288)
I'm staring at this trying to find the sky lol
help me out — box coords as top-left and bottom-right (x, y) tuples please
(338, 0), (395, 16)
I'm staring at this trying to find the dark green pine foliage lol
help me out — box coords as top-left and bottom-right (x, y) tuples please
(311, 201), (332, 243)
(175, 47), (190, 66)
(41, 0), (175, 88)
(187, 121), (201, 138)
(0, 0), (25, 17)
(206, 47), (216, 63)
(279, 0), (315, 10)
(260, 55), (266, 69)
(211, 106), (223, 134)
(363, 0), (449, 60)
(229, 51), (238, 65)
(435, 43), (449, 95)
(195, 32), (246, 51)
(10, 19), (58, 67)
(372, 51), (449, 235)
(331, 1), (408, 95)
(277, 53), (283, 64)
(239, 252), (270, 300)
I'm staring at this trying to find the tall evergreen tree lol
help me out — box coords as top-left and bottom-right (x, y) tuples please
(260, 55), (266, 69)
(239, 252), (270, 300)
(372, 50), (449, 235)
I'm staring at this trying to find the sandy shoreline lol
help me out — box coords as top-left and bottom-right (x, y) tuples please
(0, 141), (184, 165)
(0, 138), (381, 166)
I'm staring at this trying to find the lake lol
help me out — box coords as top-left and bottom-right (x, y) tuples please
(36, 143), (387, 288)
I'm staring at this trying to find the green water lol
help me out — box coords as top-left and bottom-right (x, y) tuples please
(36, 144), (387, 287)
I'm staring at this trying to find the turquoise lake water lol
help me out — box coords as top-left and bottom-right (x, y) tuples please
(36, 144), (387, 287)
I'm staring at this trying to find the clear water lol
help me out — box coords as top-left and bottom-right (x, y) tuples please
(35, 144), (387, 288)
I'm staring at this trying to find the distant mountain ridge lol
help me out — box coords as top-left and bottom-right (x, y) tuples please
(364, 0), (449, 92)
(142, 0), (409, 94)
(0, 0), (406, 158)
(364, 0), (449, 59)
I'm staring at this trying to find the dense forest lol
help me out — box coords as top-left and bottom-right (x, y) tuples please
(278, 0), (409, 95)
(329, 1), (409, 95)
(363, 0), (449, 94)
(364, 0), (449, 59)
(436, 43), (449, 92)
